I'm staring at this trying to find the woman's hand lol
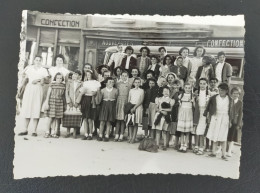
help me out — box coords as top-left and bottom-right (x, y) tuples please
(130, 107), (136, 114)
(160, 110), (167, 116)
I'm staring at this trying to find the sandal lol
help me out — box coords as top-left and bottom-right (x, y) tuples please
(51, 134), (59, 138)
(44, 133), (51, 138)
(196, 149), (204, 155)
(221, 156), (228, 161)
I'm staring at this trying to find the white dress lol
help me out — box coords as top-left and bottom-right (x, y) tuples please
(128, 88), (144, 124)
(206, 95), (230, 142)
(190, 57), (203, 78)
(195, 90), (208, 135)
(20, 66), (49, 118)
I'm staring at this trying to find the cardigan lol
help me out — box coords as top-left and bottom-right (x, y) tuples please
(120, 56), (137, 71)
(203, 94), (234, 121)
(231, 100), (243, 127)
(213, 62), (232, 83)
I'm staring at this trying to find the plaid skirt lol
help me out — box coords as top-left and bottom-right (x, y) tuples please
(44, 97), (64, 118)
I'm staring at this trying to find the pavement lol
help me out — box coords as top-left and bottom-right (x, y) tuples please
(13, 115), (241, 179)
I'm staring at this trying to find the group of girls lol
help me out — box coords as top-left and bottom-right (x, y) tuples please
(17, 45), (242, 161)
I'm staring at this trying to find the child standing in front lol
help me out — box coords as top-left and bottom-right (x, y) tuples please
(44, 72), (66, 138)
(97, 77), (118, 142)
(193, 78), (210, 155)
(154, 87), (175, 150)
(176, 83), (194, 152)
(65, 70), (82, 138)
(205, 83), (233, 161)
(114, 71), (131, 142)
(127, 78), (144, 144)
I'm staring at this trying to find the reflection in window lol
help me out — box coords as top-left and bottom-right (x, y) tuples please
(38, 46), (54, 66)
(57, 46), (79, 71)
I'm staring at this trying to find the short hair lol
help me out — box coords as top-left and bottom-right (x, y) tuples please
(97, 64), (109, 75)
(54, 54), (65, 63)
(230, 86), (241, 94)
(179, 47), (190, 55)
(158, 47), (166, 52)
(121, 70), (129, 77)
(102, 70), (111, 77)
(193, 46), (206, 57)
(74, 69), (82, 76)
(202, 56), (212, 65)
(199, 77), (208, 83)
(104, 77), (114, 84)
(34, 55), (42, 60)
(162, 86), (170, 92)
(150, 55), (159, 62)
(146, 70), (155, 77)
(166, 72), (177, 82)
(53, 72), (64, 81)
(124, 46), (134, 53)
(147, 78), (157, 85)
(130, 67), (140, 77)
(163, 55), (173, 65)
(209, 77), (218, 82)
(218, 82), (229, 91)
(114, 66), (123, 75)
(217, 51), (226, 58)
(140, 46), (150, 56)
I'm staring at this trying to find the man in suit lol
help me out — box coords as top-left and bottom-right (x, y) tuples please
(120, 46), (137, 73)
(136, 46), (152, 79)
(214, 51), (232, 84)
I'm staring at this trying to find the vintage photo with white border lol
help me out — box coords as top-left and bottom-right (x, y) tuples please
(14, 11), (244, 179)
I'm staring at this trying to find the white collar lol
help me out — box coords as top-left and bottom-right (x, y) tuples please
(106, 87), (113, 92)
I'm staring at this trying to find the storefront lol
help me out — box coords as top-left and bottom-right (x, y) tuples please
(26, 11), (245, 73)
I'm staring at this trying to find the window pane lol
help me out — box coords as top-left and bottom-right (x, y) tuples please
(225, 58), (242, 77)
(57, 45), (79, 71)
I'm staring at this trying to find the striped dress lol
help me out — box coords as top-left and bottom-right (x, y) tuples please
(44, 82), (66, 118)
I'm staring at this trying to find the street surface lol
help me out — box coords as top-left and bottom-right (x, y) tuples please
(13, 116), (241, 179)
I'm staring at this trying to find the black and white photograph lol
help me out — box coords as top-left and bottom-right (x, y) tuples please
(14, 11), (245, 179)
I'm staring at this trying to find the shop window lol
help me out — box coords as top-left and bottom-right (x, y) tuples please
(38, 46), (54, 66)
(57, 45), (79, 71)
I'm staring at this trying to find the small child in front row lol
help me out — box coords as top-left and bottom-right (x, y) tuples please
(227, 87), (243, 157)
(176, 83), (194, 152)
(153, 87), (175, 150)
(204, 83), (233, 161)
(44, 72), (66, 138)
(193, 78), (210, 155)
(127, 78), (144, 144)
(65, 70), (82, 138)
(97, 77), (118, 142)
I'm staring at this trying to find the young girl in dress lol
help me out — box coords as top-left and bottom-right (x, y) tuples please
(205, 83), (233, 161)
(114, 71), (131, 142)
(97, 77), (118, 142)
(176, 47), (192, 76)
(44, 73), (66, 138)
(177, 82), (194, 152)
(193, 78), (210, 155)
(190, 46), (205, 78)
(75, 70), (101, 140)
(127, 78), (144, 144)
(227, 87), (243, 157)
(143, 78), (159, 139)
(154, 87), (175, 150)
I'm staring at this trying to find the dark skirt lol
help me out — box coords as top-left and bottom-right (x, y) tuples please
(80, 95), (97, 120)
(227, 124), (238, 142)
(99, 100), (116, 122)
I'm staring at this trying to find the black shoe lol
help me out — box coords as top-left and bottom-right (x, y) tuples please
(103, 137), (109, 142)
(81, 136), (88, 140)
(18, 131), (28, 136)
(87, 136), (93, 140)
(92, 131), (97, 136)
(31, 133), (37, 137)
(97, 136), (102, 141)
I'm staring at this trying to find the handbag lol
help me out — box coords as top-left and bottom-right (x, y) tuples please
(62, 106), (82, 128)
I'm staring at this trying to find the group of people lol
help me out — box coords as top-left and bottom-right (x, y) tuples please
(17, 44), (243, 161)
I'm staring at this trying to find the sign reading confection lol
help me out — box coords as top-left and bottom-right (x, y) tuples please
(35, 14), (85, 28)
(206, 39), (244, 48)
